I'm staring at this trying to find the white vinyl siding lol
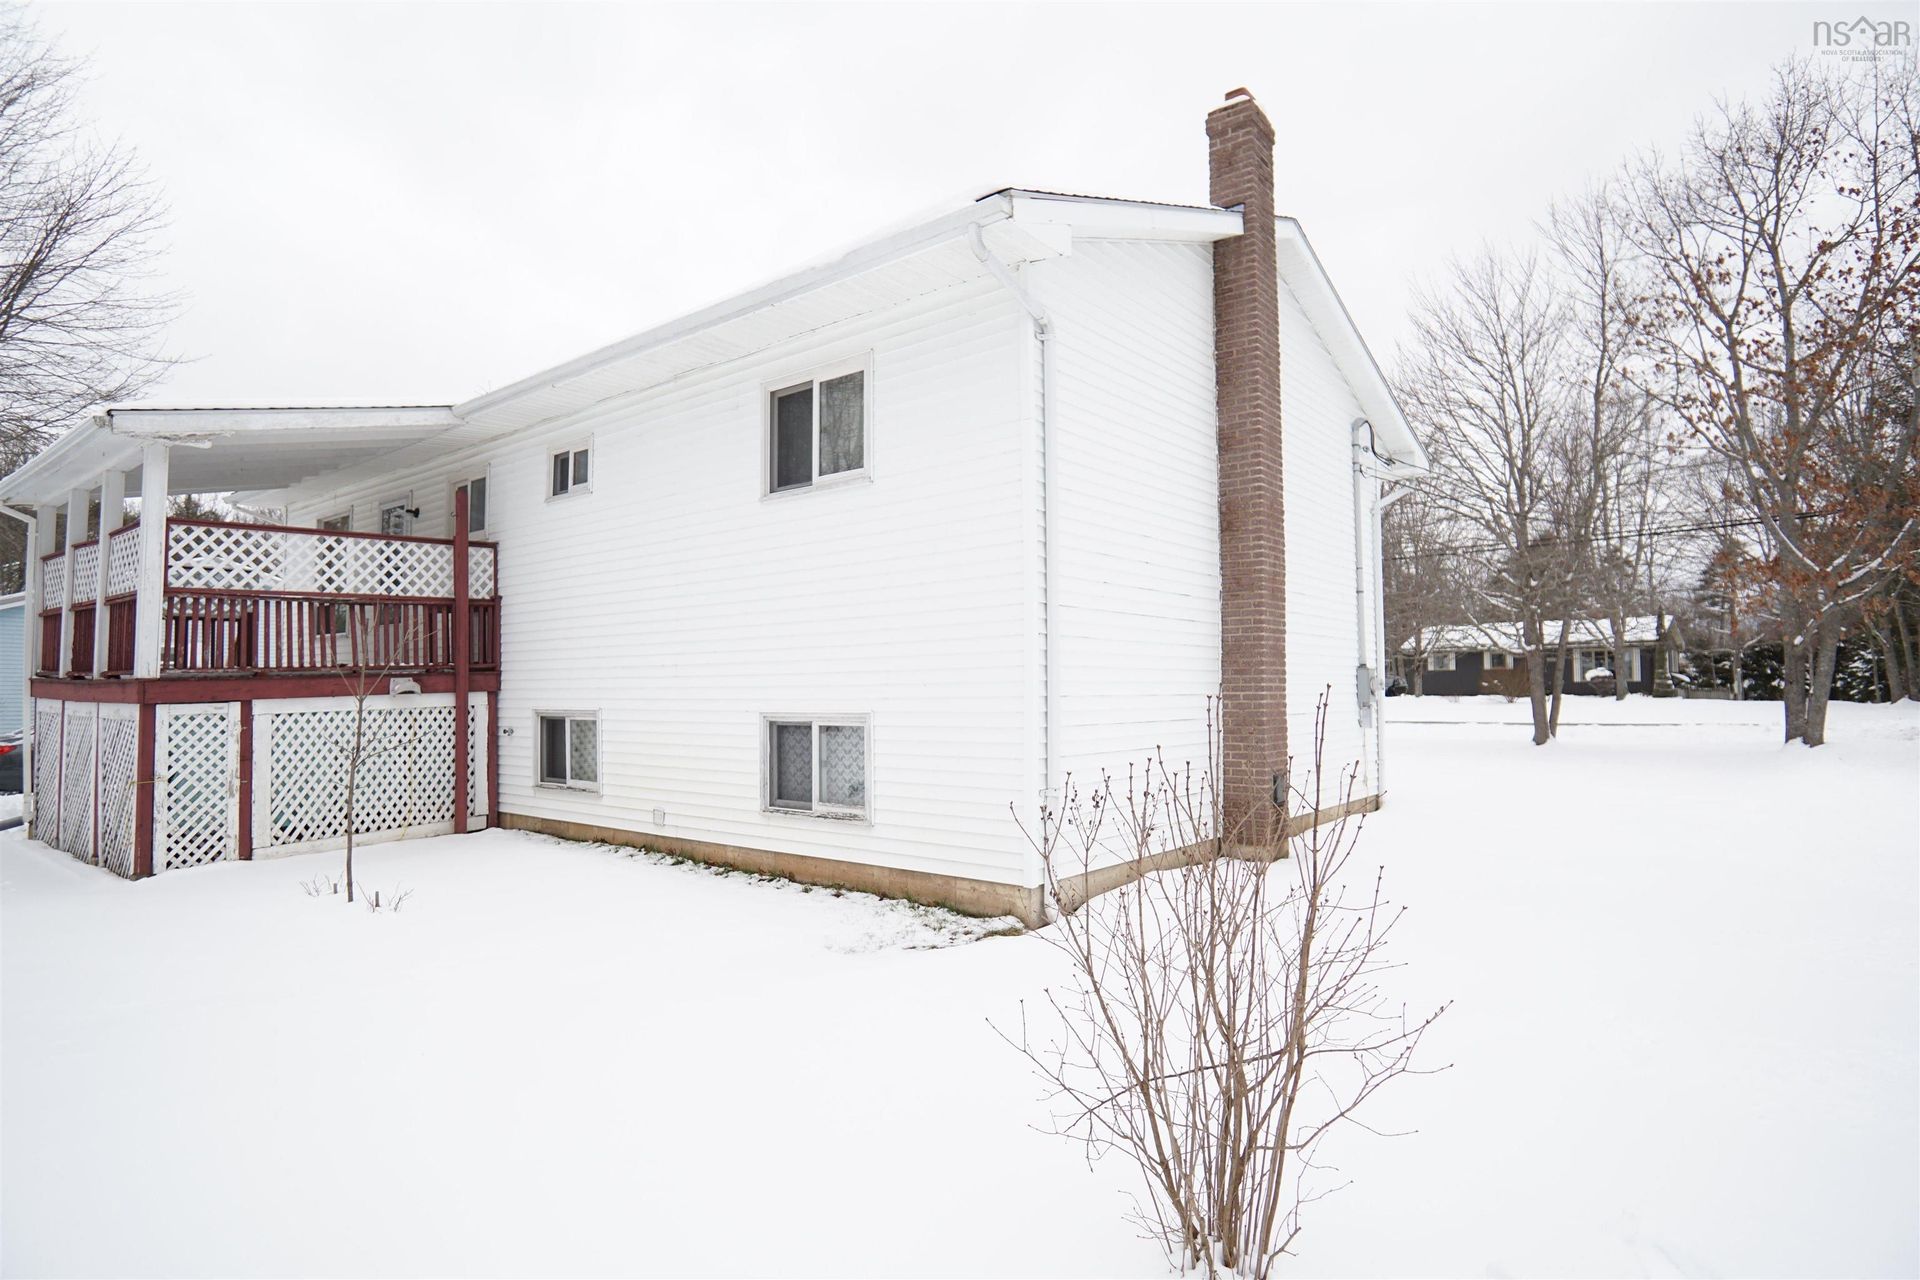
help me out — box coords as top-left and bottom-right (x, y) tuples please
(1028, 239), (1222, 818)
(1280, 270), (1378, 795)
(280, 277), (1033, 887)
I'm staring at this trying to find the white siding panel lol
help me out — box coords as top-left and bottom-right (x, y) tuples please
(1035, 240), (1222, 803)
(284, 280), (1035, 886)
(1279, 273), (1377, 800)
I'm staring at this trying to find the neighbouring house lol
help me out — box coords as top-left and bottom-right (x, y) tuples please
(1397, 616), (1684, 697)
(0, 90), (1426, 924)
(0, 592), (21, 735)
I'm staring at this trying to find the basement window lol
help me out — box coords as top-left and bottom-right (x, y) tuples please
(537, 713), (599, 791)
(765, 717), (868, 818)
(768, 360), (868, 494)
(550, 443), (592, 499)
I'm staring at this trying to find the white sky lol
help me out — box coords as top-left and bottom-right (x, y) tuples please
(34, 0), (1917, 408)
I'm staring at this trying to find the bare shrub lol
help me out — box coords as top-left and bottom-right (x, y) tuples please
(1004, 695), (1448, 1277)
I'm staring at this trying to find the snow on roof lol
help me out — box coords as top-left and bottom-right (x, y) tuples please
(1402, 616), (1671, 653)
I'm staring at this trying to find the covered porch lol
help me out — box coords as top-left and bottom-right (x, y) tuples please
(0, 406), (501, 880)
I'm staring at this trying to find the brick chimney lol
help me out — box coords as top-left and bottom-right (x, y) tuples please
(1207, 88), (1286, 846)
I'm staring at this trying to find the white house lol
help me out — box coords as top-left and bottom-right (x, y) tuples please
(0, 90), (1426, 923)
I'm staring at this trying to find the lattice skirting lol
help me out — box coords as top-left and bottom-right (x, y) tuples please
(27, 692), (491, 877)
(31, 700), (62, 845)
(253, 692), (488, 858)
(156, 703), (239, 871)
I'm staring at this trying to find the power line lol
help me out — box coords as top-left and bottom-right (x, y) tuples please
(1383, 509), (1839, 563)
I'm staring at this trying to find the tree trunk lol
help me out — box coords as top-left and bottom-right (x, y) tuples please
(345, 701), (363, 903)
(1524, 621), (1550, 746)
(1804, 624), (1841, 747)
(1892, 601), (1916, 703)
(1611, 612), (1629, 700)
(1731, 644), (1744, 700)
(1782, 630), (1809, 743)
(1548, 623), (1572, 737)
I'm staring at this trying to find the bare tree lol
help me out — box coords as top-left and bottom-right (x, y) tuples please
(1381, 484), (1470, 694)
(0, 7), (176, 568)
(1618, 62), (1920, 745)
(333, 613), (435, 904)
(1549, 187), (1677, 699)
(1399, 248), (1582, 743)
(1003, 697), (1447, 1277)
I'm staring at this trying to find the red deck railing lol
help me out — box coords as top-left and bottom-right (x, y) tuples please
(36, 519), (501, 680)
(160, 592), (500, 674)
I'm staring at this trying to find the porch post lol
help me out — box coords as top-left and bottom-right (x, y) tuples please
(93, 468), (127, 675)
(30, 505), (55, 674)
(451, 487), (470, 834)
(132, 700), (156, 877)
(21, 510), (41, 830)
(58, 485), (88, 676)
(132, 443), (170, 679)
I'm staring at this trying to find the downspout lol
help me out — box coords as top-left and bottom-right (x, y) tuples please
(1, 503), (35, 830)
(970, 223), (1055, 918)
(1351, 420), (1418, 797)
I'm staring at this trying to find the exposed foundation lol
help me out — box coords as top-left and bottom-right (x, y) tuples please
(500, 794), (1382, 929)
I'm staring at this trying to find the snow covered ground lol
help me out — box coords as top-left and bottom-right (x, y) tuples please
(3, 697), (1916, 1277)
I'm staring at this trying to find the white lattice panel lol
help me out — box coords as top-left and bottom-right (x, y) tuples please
(40, 553), (64, 604)
(58, 703), (95, 861)
(470, 546), (497, 597)
(168, 522), (463, 599)
(466, 695), (487, 819)
(69, 542), (101, 602)
(257, 694), (480, 851)
(106, 527), (141, 597)
(96, 707), (140, 878)
(32, 700), (63, 841)
(157, 704), (237, 871)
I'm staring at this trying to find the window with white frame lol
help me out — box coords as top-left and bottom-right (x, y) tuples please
(765, 717), (868, 817)
(549, 443), (592, 498)
(452, 473), (489, 533)
(1427, 650), (1456, 672)
(1486, 650), (1510, 669)
(768, 360), (868, 493)
(537, 712), (599, 790)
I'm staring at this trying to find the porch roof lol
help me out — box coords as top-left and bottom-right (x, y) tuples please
(0, 406), (461, 509)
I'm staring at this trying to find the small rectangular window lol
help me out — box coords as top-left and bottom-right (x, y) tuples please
(1487, 651), (1509, 670)
(766, 362), (867, 494)
(537, 713), (599, 790)
(766, 717), (868, 817)
(550, 443), (592, 498)
(1428, 651), (1455, 672)
(453, 476), (488, 533)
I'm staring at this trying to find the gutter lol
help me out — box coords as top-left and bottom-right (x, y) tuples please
(969, 223), (1055, 917)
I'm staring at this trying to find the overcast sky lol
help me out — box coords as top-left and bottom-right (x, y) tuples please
(34, 0), (1916, 409)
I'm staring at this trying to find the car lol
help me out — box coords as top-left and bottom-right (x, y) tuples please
(0, 731), (21, 794)
(1385, 675), (1409, 697)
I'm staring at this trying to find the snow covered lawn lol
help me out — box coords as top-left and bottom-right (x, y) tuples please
(4, 698), (1916, 1277)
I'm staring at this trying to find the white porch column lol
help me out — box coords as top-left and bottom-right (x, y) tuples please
(132, 443), (170, 679)
(57, 486), (88, 676)
(93, 468), (127, 675)
(29, 505), (55, 677)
